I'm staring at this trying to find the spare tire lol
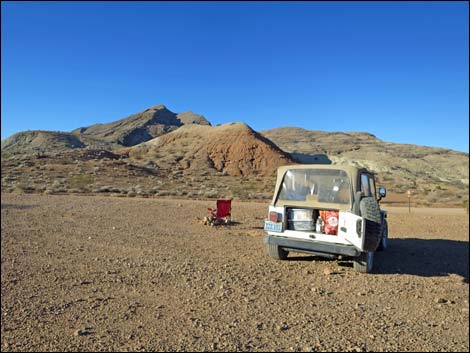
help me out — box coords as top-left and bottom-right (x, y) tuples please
(359, 197), (382, 251)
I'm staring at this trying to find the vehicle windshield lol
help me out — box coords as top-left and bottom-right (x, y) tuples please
(277, 169), (351, 204)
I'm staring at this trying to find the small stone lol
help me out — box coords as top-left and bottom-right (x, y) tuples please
(73, 328), (92, 337)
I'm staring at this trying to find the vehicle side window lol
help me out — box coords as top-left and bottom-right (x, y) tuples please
(361, 174), (371, 197)
(368, 176), (376, 198)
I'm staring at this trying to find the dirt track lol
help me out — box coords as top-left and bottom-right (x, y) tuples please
(1, 193), (469, 352)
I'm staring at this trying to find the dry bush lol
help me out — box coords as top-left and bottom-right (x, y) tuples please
(68, 174), (94, 189)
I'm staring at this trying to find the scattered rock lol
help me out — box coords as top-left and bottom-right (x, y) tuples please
(73, 328), (93, 337)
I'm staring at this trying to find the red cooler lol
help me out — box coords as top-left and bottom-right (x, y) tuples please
(321, 211), (339, 235)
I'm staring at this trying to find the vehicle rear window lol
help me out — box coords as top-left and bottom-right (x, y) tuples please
(277, 169), (351, 204)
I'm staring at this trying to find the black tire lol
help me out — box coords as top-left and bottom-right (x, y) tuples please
(353, 251), (374, 273)
(360, 197), (382, 251)
(266, 243), (288, 260)
(377, 221), (389, 251)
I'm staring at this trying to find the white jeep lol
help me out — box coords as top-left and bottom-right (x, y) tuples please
(264, 164), (388, 273)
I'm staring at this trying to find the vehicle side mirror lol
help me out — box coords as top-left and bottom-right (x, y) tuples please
(378, 187), (386, 199)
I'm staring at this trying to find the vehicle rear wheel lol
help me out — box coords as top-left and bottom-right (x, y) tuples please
(266, 243), (289, 260)
(353, 251), (374, 273)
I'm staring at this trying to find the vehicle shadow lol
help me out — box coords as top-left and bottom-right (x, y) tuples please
(1, 203), (37, 210)
(287, 255), (336, 263)
(374, 238), (469, 283)
(285, 238), (469, 283)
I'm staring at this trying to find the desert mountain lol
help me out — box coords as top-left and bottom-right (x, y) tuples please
(127, 122), (294, 176)
(0, 130), (119, 155)
(72, 104), (211, 147)
(2, 108), (468, 206)
(261, 127), (469, 205)
(1, 105), (211, 156)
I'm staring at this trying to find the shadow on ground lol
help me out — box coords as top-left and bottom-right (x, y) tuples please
(284, 238), (469, 283)
(1, 203), (37, 210)
(374, 238), (469, 283)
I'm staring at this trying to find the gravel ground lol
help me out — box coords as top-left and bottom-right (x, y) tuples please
(1, 193), (468, 352)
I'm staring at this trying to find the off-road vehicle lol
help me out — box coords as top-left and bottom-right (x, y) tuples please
(264, 164), (388, 273)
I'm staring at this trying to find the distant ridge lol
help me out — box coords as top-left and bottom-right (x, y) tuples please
(1, 104), (211, 155)
(1, 106), (468, 206)
(261, 127), (469, 204)
(0, 130), (117, 154)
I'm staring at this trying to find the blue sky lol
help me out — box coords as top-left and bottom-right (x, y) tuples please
(1, 1), (469, 152)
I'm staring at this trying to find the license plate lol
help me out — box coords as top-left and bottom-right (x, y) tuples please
(264, 221), (282, 232)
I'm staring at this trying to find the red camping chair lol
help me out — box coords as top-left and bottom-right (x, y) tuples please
(207, 199), (232, 225)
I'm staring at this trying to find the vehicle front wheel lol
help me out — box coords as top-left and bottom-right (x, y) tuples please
(353, 251), (374, 273)
(377, 221), (389, 251)
(266, 243), (289, 260)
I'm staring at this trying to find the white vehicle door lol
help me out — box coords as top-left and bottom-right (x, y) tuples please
(338, 211), (365, 251)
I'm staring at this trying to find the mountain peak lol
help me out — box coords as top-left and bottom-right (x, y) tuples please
(146, 104), (168, 111)
(71, 104), (211, 147)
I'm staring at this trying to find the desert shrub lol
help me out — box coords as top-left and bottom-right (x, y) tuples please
(113, 193), (126, 197)
(130, 148), (146, 160)
(149, 187), (160, 194)
(463, 199), (469, 214)
(438, 189), (454, 198)
(35, 185), (46, 192)
(204, 190), (219, 198)
(11, 185), (26, 194)
(382, 174), (394, 182)
(68, 174), (94, 189)
(98, 186), (113, 193)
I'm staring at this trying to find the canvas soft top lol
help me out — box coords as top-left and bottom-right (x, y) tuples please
(272, 164), (371, 211)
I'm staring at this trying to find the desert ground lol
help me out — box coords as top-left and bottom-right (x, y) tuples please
(1, 193), (468, 352)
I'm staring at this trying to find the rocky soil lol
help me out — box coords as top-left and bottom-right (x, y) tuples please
(1, 193), (468, 351)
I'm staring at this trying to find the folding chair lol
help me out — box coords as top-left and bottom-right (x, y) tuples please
(207, 199), (232, 225)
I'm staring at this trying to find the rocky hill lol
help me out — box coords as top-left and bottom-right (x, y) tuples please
(261, 127), (469, 206)
(127, 122), (294, 177)
(1, 107), (468, 206)
(1, 105), (211, 156)
(72, 104), (211, 146)
(0, 130), (119, 156)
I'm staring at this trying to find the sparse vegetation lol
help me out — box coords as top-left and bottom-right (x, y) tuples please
(1, 107), (468, 206)
(68, 174), (94, 189)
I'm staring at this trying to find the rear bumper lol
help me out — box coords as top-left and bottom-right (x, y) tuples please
(264, 235), (360, 257)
